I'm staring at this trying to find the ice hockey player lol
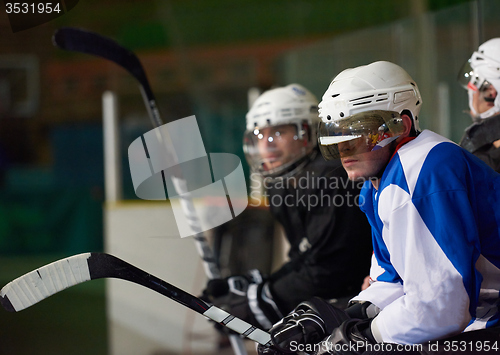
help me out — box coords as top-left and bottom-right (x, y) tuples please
(459, 37), (500, 172)
(258, 62), (500, 355)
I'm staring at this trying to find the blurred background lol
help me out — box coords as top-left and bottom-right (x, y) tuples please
(0, 0), (498, 354)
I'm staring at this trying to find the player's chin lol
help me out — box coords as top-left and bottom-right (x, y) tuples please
(264, 161), (283, 170)
(344, 162), (379, 182)
(344, 167), (366, 182)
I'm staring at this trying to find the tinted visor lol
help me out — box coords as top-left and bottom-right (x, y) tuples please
(318, 110), (404, 160)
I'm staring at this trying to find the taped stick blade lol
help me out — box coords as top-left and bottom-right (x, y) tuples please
(0, 253), (92, 312)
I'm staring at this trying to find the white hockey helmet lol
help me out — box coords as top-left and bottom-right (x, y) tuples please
(243, 84), (319, 178)
(458, 38), (500, 120)
(317, 61), (422, 160)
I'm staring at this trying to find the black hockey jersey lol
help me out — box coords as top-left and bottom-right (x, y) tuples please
(266, 150), (373, 313)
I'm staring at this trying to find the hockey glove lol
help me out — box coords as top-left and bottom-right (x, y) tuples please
(313, 318), (376, 355)
(269, 297), (350, 353)
(202, 269), (283, 330)
(345, 301), (380, 320)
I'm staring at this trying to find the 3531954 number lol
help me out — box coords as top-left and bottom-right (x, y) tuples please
(443, 340), (499, 352)
(5, 2), (61, 14)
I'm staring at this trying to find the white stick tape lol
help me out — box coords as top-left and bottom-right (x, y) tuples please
(0, 253), (92, 312)
(203, 306), (271, 346)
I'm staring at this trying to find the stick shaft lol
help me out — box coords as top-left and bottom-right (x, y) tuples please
(52, 29), (247, 354)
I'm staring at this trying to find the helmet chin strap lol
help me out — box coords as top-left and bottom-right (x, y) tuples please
(371, 136), (399, 151)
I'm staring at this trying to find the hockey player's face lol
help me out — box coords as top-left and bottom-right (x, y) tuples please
(338, 138), (392, 183)
(472, 82), (497, 114)
(256, 125), (304, 171)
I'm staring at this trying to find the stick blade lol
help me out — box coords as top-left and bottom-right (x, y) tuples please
(0, 253), (93, 312)
(52, 27), (147, 84)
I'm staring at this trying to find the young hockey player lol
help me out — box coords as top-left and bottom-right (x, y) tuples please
(203, 84), (373, 331)
(459, 37), (500, 172)
(260, 62), (500, 354)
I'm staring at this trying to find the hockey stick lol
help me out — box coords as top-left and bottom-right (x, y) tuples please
(53, 26), (226, 291)
(0, 252), (271, 347)
(52, 28), (248, 354)
(53, 27), (161, 128)
(52, 27), (220, 280)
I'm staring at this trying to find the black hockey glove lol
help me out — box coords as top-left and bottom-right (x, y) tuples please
(202, 269), (283, 330)
(313, 318), (376, 355)
(345, 301), (381, 320)
(269, 297), (351, 353)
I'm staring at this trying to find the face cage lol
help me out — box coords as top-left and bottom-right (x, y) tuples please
(242, 124), (314, 178)
(318, 110), (404, 160)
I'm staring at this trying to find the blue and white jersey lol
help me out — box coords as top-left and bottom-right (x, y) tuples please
(351, 130), (500, 345)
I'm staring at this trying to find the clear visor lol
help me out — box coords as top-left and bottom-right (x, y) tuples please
(458, 60), (490, 91)
(318, 110), (404, 160)
(243, 124), (312, 178)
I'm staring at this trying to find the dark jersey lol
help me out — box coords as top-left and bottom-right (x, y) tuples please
(459, 114), (500, 173)
(265, 150), (373, 314)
